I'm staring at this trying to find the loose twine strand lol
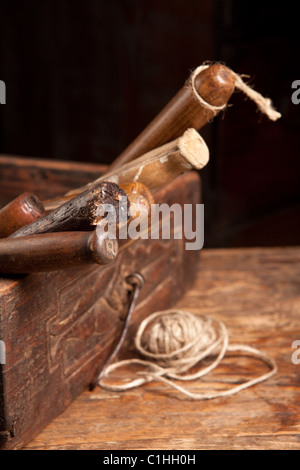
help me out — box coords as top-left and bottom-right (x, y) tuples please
(99, 310), (277, 400)
(190, 64), (281, 121)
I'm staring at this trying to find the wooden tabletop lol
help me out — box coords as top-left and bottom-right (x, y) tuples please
(24, 247), (300, 450)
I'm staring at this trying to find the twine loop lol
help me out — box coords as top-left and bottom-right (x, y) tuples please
(190, 63), (281, 121)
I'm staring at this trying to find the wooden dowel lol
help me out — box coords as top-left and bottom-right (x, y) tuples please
(60, 128), (209, 204)
(109, 64), (235, 170)
(0, 231), (118, 274)
(0, 193), (46, 238)
(10, 181), (128, 239)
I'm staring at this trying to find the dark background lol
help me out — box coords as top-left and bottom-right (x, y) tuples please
(0, 0), (299, 247)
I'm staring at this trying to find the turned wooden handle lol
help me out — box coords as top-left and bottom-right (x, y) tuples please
(0, 193), (46, 238)
(109, 64), (235, 170)
(0, 231), (118, 274)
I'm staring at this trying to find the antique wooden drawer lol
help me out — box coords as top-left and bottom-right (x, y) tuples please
(0, 155), (200, 449)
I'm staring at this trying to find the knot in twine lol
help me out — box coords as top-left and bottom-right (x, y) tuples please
(190, 63), (281, 121)
(99, 310), (277, 400)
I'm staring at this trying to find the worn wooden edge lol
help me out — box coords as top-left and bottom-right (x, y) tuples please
(0, 154), (108, 174)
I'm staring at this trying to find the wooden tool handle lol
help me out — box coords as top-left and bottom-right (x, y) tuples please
(0, 231), (118, 274)
(109, 64), (235, 170)
(65, 128), (209, 200)
(10, 181), (128, 239)
(42, 128), (207, 213)
(0, 193), (46, 238)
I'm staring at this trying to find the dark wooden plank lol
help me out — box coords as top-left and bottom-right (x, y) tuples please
(24, 247), (300, 450)
(0, 163), (200, 450)
(0, 155), (107, 206)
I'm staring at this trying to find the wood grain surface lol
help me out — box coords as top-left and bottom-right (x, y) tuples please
(0, 157), (200, 450)
(24, 246), (300, 450)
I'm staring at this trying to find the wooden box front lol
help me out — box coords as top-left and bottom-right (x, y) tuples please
(0, 156), (201, 449)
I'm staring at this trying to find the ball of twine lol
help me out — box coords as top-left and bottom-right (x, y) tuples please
(99, 309), (277, 400)
(135, 310), (227, 378)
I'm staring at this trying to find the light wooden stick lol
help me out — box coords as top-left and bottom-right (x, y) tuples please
(66, 127), (209, 197)
(44, 128), (208, 211)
